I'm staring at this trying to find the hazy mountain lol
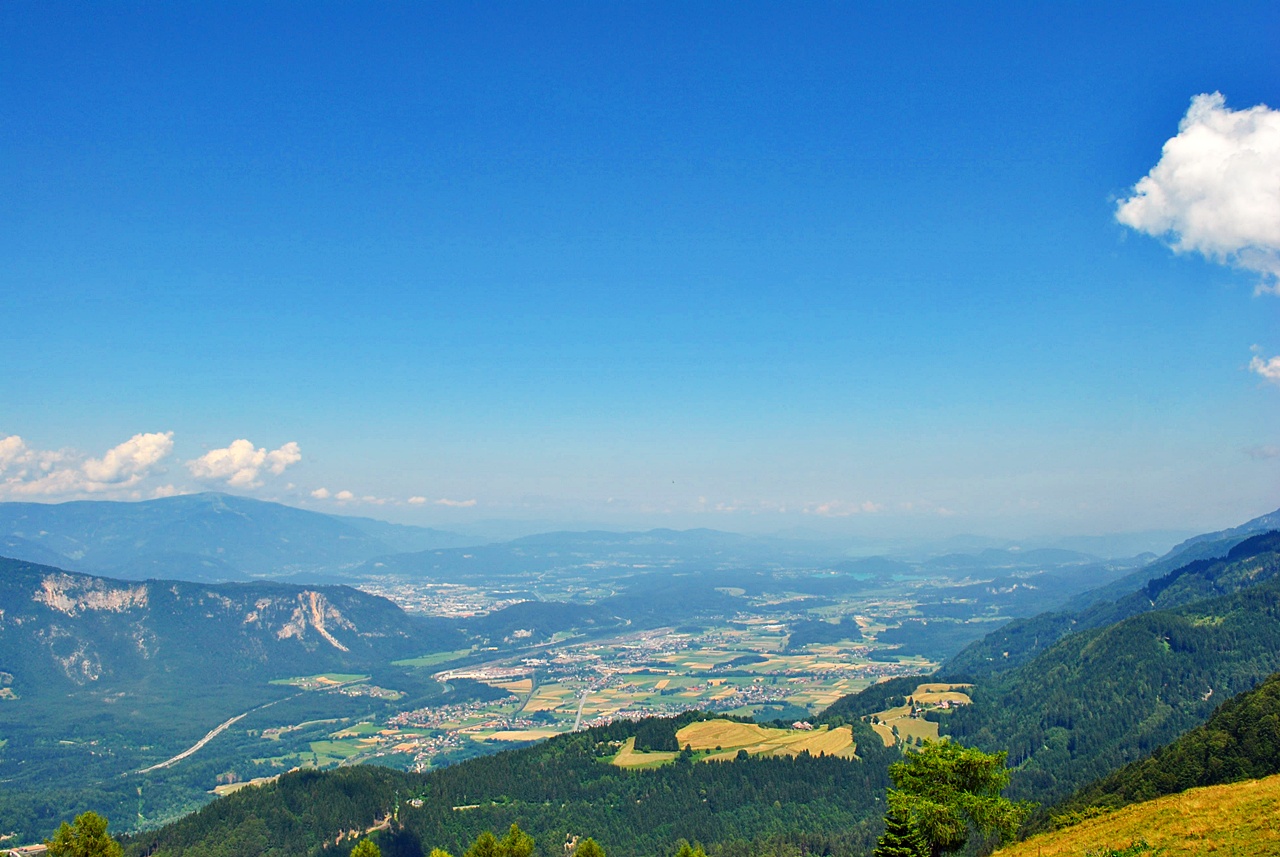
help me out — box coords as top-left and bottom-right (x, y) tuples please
(0, 493), (470, 581)
(945, 530), (1280, 678)
(1064, 507), (1280, 610)
(935, 533), (1280, 805)
(355, 527), (841, 580)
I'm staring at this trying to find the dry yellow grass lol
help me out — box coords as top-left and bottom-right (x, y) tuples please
(780, 726), (857, 758)
(521, 697), (563, 712)
(870, 722), (895, 747)
(678, 719), (779, 750)
(893, 717), (939, 742)
(996, 774), (1280, 857)
(866, 683), (969, 748)
(654, 679), (670, 689)
(612, 736), (677, 768)
(913, 690), (972, 705)
(210, 775), (279, 796)
(496, 678), (533, 694)
(676, 719), (856, 758)
(910, 683), (972, 706)
(913, 682), (972, 694)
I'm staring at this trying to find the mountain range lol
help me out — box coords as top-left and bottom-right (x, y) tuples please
(0, 493), (473, 581)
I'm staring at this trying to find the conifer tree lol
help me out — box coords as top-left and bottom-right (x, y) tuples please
(872, 812), (927, 857)
(885, 740), (1032, 857)
(45, 812), (123, 857)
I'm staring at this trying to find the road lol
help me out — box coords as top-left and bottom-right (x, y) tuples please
(572, 688), (590, 731)
(136, 710), (257, 774)
(134, 678), (366, 774)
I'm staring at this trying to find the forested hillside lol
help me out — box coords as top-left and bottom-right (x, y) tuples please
(943, 576), (1280, 805)
(0, 557), (471, 838)
(944, 530), (1280, 679)
(127, 716), (898, 857)
(805, 532), (1280, 812)
(1053, 671), (1280, 821)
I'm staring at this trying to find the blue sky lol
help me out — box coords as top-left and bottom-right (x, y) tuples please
(2, 2), (1278, 540)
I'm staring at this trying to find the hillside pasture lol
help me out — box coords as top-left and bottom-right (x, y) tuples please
(612, 736), (678, 768)
(996, 773), (1280, 857)
(865, 682), (970, 747)
(677, 719), (856, 759)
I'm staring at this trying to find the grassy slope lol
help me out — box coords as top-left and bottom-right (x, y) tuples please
(996, 773), (1280, 857)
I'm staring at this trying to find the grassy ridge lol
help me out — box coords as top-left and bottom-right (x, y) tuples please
(996, 773), (1280, 857)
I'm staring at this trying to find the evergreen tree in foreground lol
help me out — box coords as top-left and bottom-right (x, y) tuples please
(883, 740), (1032, 857)
(872, 812), (928, 857)
(45, 812), (123, 857)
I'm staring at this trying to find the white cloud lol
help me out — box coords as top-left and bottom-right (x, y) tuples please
(407, 496), (427, 505)
(1244, 445), (1280, 460)
(265, 442), (302, 475)
(435, 498), (477, 508)
(310, 487), (331, 499)
(187, 439), (302, 488)
(1116, 92), (1280, 292)
(1250, 351), (1280, 385)
(803, 500), (883, 517)
(82, 432), (174, 484)
(0, 432), (174, 497)
(335, 490), (355, 501)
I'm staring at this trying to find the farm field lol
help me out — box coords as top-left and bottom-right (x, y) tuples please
(237, 607), (934, 776)
(865, 682), (972, 748)
(609, 719), (856, 768)
(137, 577), (972, 798)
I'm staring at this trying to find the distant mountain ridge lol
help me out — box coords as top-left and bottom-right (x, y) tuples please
(0, 493), (472, 581)
(0, 555), (462, 698)
(356, 526), (841, 580)
(814, 527), (1280, 810)
(1061, 506), (1280, 610)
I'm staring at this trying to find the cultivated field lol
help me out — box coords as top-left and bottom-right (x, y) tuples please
(610, 718), (856, 768)
(866, 682), (972, 747)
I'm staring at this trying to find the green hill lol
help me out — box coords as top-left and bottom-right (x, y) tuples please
(0, 557), (470, 839)
(1053, 670), (1280, 820)
(944, 529), (1280, 679)
(125, 715), (899, 857)
(812, 531), (1280, 809)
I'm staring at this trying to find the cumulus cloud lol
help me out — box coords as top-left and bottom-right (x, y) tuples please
(435, 498), (477, 508)
(83, 432), (175, 484)
(310, 487), (331, 499)
(803, 500), (883, 517)
(1250, 351), (1280, 385)
(187, 439), (302, 488)
(407, 496), (427, 505)
(1116, 92), (1280, 292)
(335, 490), (355, 501)
(0, 432), (174, 497)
